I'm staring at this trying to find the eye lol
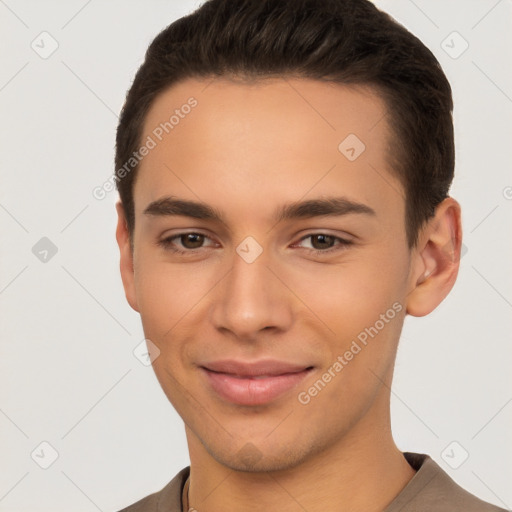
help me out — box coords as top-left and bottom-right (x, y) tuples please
(158, 232), (352, 256)
(293, 233), (352, 254)
(158, 232), (217, 253)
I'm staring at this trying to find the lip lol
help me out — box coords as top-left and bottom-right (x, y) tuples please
(200, 359), (313, 406)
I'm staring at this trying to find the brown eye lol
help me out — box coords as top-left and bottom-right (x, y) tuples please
(293, 233), (352, 255)
(158, 231), (218, 254)
(310, 234), (336, 250)
(180, 233), (205, 249)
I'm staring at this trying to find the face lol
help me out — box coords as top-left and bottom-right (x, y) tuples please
(119, 77), (419, 472)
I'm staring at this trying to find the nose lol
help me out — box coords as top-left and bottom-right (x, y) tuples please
(210, 246), (294, 340)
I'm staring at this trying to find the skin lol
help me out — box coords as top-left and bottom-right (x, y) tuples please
(116, 77), (462, 511)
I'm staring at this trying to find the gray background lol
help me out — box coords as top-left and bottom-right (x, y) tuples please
(1, 0), (511, 510)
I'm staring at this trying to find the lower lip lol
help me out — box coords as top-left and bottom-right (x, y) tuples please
(202, 368), (312, 406)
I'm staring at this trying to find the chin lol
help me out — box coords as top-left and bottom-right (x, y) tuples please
(203, 435), (324, 474)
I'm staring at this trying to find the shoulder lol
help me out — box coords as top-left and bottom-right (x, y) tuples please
(115, 467), (190, 512)
(386, 453), (507, 512)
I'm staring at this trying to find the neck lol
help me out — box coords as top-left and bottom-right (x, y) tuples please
(185, 389), (415, 512)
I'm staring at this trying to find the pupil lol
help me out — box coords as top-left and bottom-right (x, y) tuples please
(182, 233), (204, 248)
(312, 234), (334, 250)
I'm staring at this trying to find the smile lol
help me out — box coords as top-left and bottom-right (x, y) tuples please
(200, 360), (314, 406)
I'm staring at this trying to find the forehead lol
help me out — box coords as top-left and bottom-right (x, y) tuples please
(134, 77), (402, 221)
(141, 76), (389, 153)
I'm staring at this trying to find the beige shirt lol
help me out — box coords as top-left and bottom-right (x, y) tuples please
(117, 453), (506, 512)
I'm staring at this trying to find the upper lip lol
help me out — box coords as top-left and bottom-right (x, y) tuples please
(201, 359), (312, 377)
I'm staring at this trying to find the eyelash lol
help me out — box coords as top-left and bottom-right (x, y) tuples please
(157, 232), (352, 256)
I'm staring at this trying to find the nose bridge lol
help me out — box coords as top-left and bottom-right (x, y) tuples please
(210, 245), (292, 338)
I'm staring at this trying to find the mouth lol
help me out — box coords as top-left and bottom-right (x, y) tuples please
(200, 359), (314, 406)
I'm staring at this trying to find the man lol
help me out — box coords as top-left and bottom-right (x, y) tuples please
(113, 0), (504, 510)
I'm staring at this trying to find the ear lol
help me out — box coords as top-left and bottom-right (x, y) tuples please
(115, 201), (139, 312)
(406, 197), (462, 317)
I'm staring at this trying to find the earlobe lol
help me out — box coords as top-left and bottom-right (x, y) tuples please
(115, 201), (140, 313)
(406, 197), (462, 317)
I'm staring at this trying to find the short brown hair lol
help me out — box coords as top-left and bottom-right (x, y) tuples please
(115, 0), (454, 247)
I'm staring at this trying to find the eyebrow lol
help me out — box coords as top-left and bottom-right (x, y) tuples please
(143, 196), (376, 222)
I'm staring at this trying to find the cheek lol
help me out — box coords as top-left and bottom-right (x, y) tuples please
(132, 260), (200, 402)
(133, 252), (210, 336)
(132, 254), (223, 389)
(134, 272), (171, 337)
(282, 249), (407, 341)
